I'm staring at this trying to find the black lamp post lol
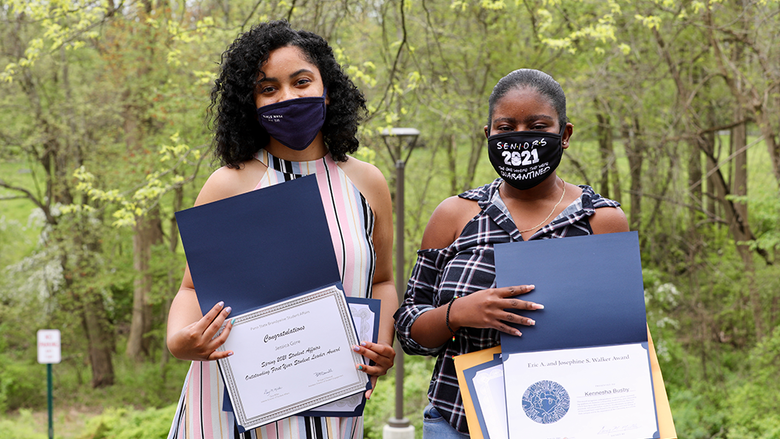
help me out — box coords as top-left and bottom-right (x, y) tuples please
(380, 127), (420, 438)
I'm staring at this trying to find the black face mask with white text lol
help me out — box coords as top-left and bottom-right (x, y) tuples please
(487, 125), (565, 190)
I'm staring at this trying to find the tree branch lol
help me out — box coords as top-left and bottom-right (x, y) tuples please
(0, 179), (53, 224)
(375, 0), (409, 116)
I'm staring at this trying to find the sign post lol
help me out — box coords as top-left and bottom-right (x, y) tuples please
(37, 329), (61, 439)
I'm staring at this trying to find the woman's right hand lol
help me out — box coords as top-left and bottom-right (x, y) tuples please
(448, 285), (543, 337)
(168, 301), (235, 361)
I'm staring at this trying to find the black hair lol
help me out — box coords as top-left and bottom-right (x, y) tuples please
(208, 20), (366, 167)
(487, 69), (567, 132)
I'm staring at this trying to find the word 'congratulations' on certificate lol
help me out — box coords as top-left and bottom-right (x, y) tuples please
(216, 284), (368, 431)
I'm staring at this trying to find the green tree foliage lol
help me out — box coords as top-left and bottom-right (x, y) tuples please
(2, 0), (780, 437)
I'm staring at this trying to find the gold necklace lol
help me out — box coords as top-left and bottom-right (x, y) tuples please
(517, 178), (566, 234)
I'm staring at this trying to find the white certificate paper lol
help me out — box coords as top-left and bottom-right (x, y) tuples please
(503, 343), (658, 439)
(305, 301), (377, 414)
(473, 364), (508, 439)
(216, 285), (368, 430)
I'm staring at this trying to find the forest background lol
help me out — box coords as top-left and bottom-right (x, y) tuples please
(1, 0), (779, 438)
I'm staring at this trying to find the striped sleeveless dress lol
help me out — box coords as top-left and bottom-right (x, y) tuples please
(168, 150), (376, 439)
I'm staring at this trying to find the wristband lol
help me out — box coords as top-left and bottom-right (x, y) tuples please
(446, 295), (458, 342)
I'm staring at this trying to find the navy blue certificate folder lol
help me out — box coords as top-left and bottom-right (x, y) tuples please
(176, 175), (378, 420)
(175, 175), (341, 315)
(495, 231), (648, 353)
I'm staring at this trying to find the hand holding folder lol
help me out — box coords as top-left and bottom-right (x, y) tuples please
(449, 232), (678, 439)
(175, 175), (378, 429)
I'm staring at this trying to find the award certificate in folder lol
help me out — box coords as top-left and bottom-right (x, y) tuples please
(494, 231), (659, 438)
(175, 175), (370, 429)
(215, 284), (369, 430)
(453, 331), (677, 439)
(218, 296), (380, 419)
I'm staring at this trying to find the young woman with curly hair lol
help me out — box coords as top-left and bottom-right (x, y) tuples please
(167, 20), (396, 439)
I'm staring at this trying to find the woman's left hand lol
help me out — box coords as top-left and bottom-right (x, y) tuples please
(352, 341), (395, 399)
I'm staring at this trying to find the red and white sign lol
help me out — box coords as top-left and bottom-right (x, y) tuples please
(37, 329), (61, 364)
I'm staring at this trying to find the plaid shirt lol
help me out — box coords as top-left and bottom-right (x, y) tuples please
(393, 179), (621, 434)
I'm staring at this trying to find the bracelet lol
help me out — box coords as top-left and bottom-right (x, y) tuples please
(446, 295), (458, 342)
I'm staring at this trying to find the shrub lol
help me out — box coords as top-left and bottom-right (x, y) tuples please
(0, 355), (46, 412)
(0, 409), (46, 439)
(725, 326), (780, 438)
(79, 405), (176, 439)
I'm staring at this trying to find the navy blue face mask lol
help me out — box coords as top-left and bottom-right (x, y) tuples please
(256, 89), (327, 151)
(487, 124), (566, 190)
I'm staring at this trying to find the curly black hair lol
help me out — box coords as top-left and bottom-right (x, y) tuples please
(208, 20), (367, 167)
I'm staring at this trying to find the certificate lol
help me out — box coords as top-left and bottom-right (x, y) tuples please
(503, 344), (657, 438)
(454, 330), (677, 439)
(216, 285), (369, 431)
(494, 232), (660, 438)
(464, 355), (507, 439)
(453, 346), (502, 439)
(300, 297), (380, 416)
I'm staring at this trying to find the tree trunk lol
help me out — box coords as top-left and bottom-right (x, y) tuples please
(81, 290), (115, 387)
(753, 106), (780, 187)
(462, 132), (484, 193)
(162, 184), (184, 369)
(703, 119), (720, 221)
(444, 133), (458, 195)
(705, 150), (719, 220)
(56, 236), (115, 389)
(596, 108), (616, 200)
(732, 112), (748, 228)
(688, 142), (703, 216)
(621, 119), (644, 231)
(127, 207), (163, 360)
(122, 15), (162, 360)
(731, 114), (764, 339)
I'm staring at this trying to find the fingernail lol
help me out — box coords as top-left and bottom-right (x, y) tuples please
(352, 346), (360, 352)
(217, 301), (224, 307)
(527, 319), (536, 325)
(534, 304), (544, 310)
(227, 351), (234, 357)
(357, 365), (363, 371)
(360, 341), (368, 347)
(516, 331), (523, 337)
(231, 318), (236, 325)
(224, 306), (232, 315)
(528, 285), (535, 290)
